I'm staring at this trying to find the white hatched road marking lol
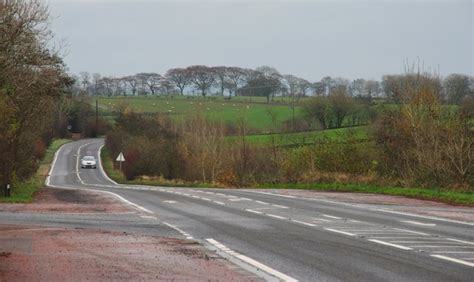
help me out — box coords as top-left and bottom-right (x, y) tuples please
(324, 228), (356, 237)
(322, 214), (341, 219)
(267, 214), (286, 220)
(256, 200), (270, 205)
(206, 239), (298, 282)
(401, 220), (436, 226)
(368, 239), (412, 250)
(392, 228), (430, 236)
(246, 209), (263, 215)
(431, 255), (474, 267)
(140, 215), (157, 219)
(446, 238), (474, 245)
(291, 220), (317, 227)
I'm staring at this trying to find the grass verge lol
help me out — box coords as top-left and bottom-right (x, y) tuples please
(256, 183), (474, 206)
(100, 145), (473, 206)
(100, 147), (217, 188)
(0, 139), (72, 203)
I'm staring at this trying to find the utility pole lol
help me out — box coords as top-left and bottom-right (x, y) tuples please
(95, 98), (98, 137)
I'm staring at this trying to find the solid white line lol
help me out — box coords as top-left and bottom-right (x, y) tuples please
(324, 228), (356, 237)
(431, 255), (474, 267)
(446, 238), (474, 245)
(206, 239), (298, 282)
(368, 239), (412, 250)
(401, 220), (436, 226)
(45, 144), (63, 187)
(91, 189), (154, 214)
(392, 228), (430, 236)
(267, 214), (286, 220)
(322, 214), (341, 219)
(291, 220), (316, 227)
(98, 144), (119, 185)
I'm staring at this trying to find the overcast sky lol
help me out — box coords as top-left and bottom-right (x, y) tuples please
(48, 0), (473, 81)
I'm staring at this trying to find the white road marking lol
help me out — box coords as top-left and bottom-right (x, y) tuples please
(89, 189), (154, 214)
(163, 222), (194, 240)
(98, 145), (119, 185)
(256, 200), (270, 205)
(433, 251), (474, 254)
(267, 214), (286, 220)
(322, 214), (341, 219)
(411, 246), (474, 248)
(401, 220), (436, 226)
(391, 241), (452, 243)
(291, 220), (317, 227)
(140, 215), (157, 219)
(213, 201), (226, 205)
(201, 197), (211, 201)
(45, 144), (63, 187)
(251, 191), (296, 199)
(431, 255), (474, 267)
(370, 236), (431, 239)
(375, 209), (474, 226)
(446, 238), (474, 245)
(392, 228), (430, 236)
(206, 239), (298, 282)
(272, 204), (289, 209)
(312, 218), (330, 222)
(163, 200), (177, 204)
(246, 209), (263, 215)
(324, 228), (356, 237)
(229, 198), (243, 201)
(368, 239), (412, 250)
(191, 195), (200, 199)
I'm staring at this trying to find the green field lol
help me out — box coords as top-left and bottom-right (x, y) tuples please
(227, 126), (369, 145)
(97, 96), (303, 131)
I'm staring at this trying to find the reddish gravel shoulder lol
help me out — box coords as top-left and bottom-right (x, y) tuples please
(0, 188), (130, 214)
(0, 224), (258, 281)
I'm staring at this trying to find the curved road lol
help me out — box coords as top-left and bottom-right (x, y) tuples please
(44, 139), (473, 281)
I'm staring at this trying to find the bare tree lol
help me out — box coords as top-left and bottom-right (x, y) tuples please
(187, 65), (215, 96)
(212, 66), (227, 96)
(124, 75), (138, 96)
(225, 67), (246, 98)
(444, 74), (472, 104)
(165, 68), (191, 95)
(79, 71), (90, 92)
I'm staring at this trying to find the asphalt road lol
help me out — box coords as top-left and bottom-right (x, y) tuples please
(38, 139), (474, 281)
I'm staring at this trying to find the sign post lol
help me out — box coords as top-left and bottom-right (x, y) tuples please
(116, 152), (125, 172)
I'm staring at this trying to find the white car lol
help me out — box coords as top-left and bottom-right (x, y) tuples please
(81, 156), (97, 169)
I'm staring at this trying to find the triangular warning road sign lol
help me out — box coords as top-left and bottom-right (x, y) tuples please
(116, 152), (125, 162)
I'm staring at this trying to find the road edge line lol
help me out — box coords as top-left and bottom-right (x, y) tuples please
(206, 238), (298, 282)
(98, 144), (120, 186)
